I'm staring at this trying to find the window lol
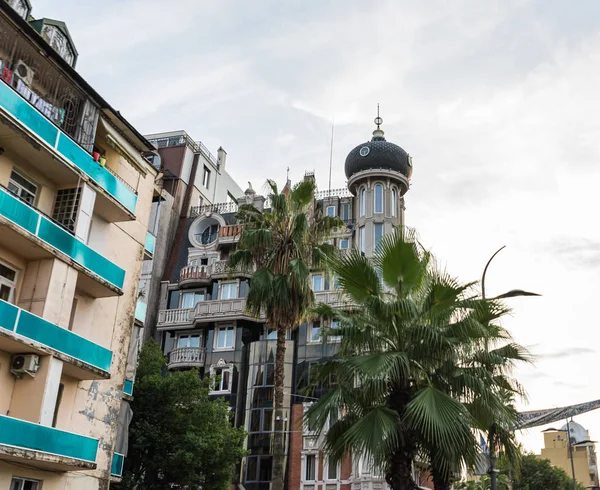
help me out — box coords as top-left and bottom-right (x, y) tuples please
(8, 171), (37, 205)
(0, 262), (17, 302)
(213, 367), (231, 392)
(341, 202), (350, 221)
(359, 188), (366, 216)
(358, 226), (365, 253)
(305, 454), (317, 481)
(249, 408), (274, 432)
(181, 291), (205, 308)
(202, 166), (211, 188)
(215, 326), (235, 349)
(329, 320), (341, 342)
(327, 459), (339, 480)
(312, 274), (323, 292)
(374, 184), (383, 214)
(308, 321), (321, 343)
(392, 188), (398, 217)
(10, 478), (41, 490)
(177, 334), (201, 348)
(198, 223), (219, 244)
(326, 205), (336, 217)
(7, 0), (30, 19)
(333, 276), (342, 289)
(253, 363), (275, 386)
(246, 455), (273, 482)
(374, 223), (384, 251)
(339, 238), (349, 250)
(220, 282), (238, 299)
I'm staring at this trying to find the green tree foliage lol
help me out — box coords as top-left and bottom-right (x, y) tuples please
(306, 230), (529, 490)
(116, 340), (247, 490)
(229, 178), (340, 490)
(500, 453), (585, 490)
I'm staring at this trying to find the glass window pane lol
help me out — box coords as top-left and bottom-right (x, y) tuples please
(222, 369), (230, 390)
(266, 364), (274, 386)
(246, 456), (258, 481)
(306, 454), (316, 480)
(250, 410), (261, 432)
(190, 335), (200, 348)
(10, 479), (21, 490)
(312, 275), (322, 291)
(374, 223), (384, 251)
(328, 461), (338, 480)
(359, 227), (365, 253)
(310, 322), (321, 342)
(263, 409), (273, 431)
(0, 284), (12, 301)
(217, 330), (225, 349)
(392, 188), (398, 217)
(177, 335), (189, 348)
(340, 239), (348, 249)
(0, 263), (16, 282)
(254, 365), (264, 386)
(259, 456), (273, 481)
(327, 206), (335, 217)
(360, 188), (366, 216)
(225, 327), (234, 348)
(341, 203), (350, 221)
(181, 292), (195, 308)
(23, 481), (38, 490)
(374, 184), (383, 213)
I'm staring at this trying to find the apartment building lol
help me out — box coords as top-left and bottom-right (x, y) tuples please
(136, 130), (244, 344)
(0, 1), (158, 488)
(152, 114), (430, 490)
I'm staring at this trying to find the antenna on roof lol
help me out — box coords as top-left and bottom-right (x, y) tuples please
(328, 116), (335, 198)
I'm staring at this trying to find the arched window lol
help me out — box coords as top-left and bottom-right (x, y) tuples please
(359, 188), (366, 217)
(391, 188), (398, 217)
(374, 184), (383, 214)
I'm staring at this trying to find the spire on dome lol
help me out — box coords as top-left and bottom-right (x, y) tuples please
(372, 103), (385, 141)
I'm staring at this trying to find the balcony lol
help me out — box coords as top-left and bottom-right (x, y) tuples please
(167, 346), (206, 370)
(157, 299), (264, 330)
(0, 186), (125, 296)
(179, 260), (252, 287)
(190, 202), (238, 217)
(135, 300), (147, 324)
(0, 299), (112, 379)
(218, 224), (243, 245)
(0, 12), (138, 219)
(314, 291), (346, 307)
(111, 452), (125, 478)
(144, 232), (156, 259)
(0, 414), (98, 471)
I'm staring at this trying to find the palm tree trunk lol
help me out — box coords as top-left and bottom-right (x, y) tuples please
(432, 469), (452, 490)
(271, 324), (287, 490)
(386, 449), (419, 490)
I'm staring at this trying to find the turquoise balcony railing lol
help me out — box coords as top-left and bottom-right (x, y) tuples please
(123, 379), (134, 396)
(0, 300), (112, 373)
(111, 452), (125, 477)
(135, 300), (146, 324)
(0, 188), (125, 290)
(145, 232), (156, 257)
(0, 81), (137, 214)
(0, 414), (98, 463)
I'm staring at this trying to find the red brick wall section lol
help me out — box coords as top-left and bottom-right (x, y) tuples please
(340, 453), (352, 490)
(288, 403), (304, 490)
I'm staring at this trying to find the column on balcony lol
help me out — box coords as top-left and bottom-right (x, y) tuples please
(10, 258), (78, 425)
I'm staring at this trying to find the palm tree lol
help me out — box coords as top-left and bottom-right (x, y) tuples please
(305, 230), (528, 490)
(229, 178), (340, 490)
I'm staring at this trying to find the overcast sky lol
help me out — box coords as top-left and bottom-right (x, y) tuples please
(33, 0), (600, 453)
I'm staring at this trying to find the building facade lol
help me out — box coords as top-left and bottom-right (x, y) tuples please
(0, 1), (158, 488)
(540, 421), (599, 489)
(153, 116), (432, 490)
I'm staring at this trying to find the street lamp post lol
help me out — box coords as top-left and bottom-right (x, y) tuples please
(481, 246), (541, 490)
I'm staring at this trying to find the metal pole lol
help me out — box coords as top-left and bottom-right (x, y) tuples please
(566, 419), (578, 490)
(482, 246), (505, 490)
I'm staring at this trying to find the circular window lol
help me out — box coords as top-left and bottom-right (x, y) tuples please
(197, 223), (220, 245)
(359, 146), (370, 157)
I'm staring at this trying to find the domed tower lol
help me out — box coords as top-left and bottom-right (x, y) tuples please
(344, 110), (412, 258)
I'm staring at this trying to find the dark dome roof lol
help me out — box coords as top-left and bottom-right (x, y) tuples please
(344, 132), (412, 181)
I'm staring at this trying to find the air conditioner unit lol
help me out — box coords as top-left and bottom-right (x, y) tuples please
(14, 60), (35, 86)
(11, 354), (40, 377)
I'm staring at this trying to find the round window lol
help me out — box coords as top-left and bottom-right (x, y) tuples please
(359, 146), (370, 157)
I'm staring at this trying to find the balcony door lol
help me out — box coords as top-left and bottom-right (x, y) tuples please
(181, 290), (206, 309)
